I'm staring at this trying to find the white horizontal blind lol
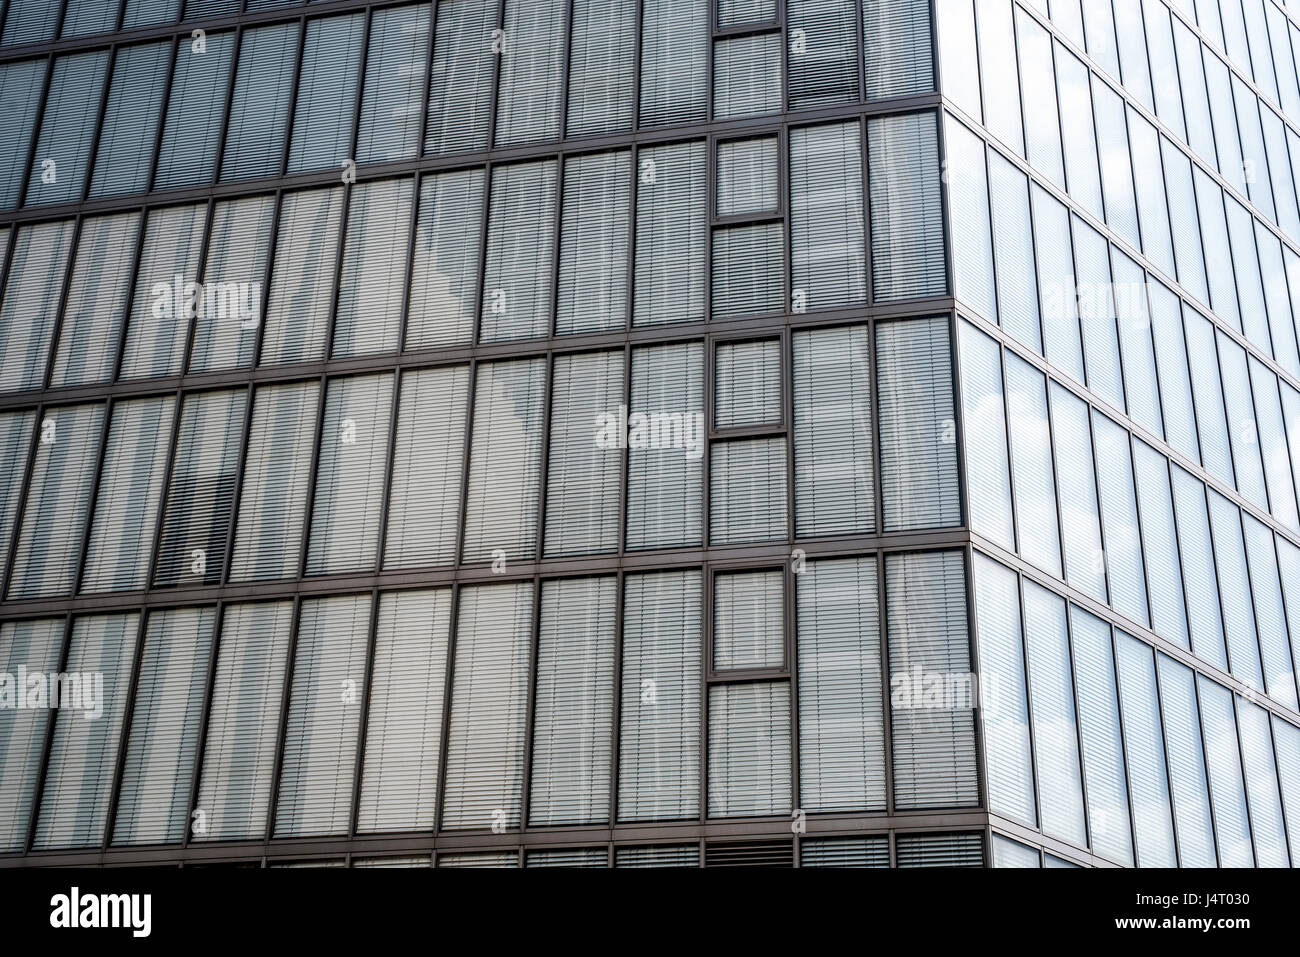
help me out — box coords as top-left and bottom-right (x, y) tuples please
(792, 324), (873, 536)
(193, 600), (293, 842)
(708, 682), (792, 817)
(405, 170), (483, 350)
(112, 607), (215, 846)
(544, 350), (623, 556)
(716, 138), (778, 217)
(876, 316), (960, 531)
(384, 366), (469, 569)
(495, 0), (567, 146)
(992, 834), (1042, 868)
(712, 222), (784, 318)
(714, 339), (781, 429)
(886, 551), (978, 809)
(634, 141), (706, 325)
(355, 4), (431, 164)
(49, 212), (139, 387)
(1197, 675), (1254, 866)
(718, 0), (775, 23)
(334, 179), (413, 358)
(713, 570), (784, 670)
(306, 374), (394, 575)
(357, 588), (452, 833)
(618, 570), (701, 822)
(33, 613), (139, 849)
(709, 438), (788, 545)
(153, 389), (245, 588)
(462, 358), (547, 563)
(796, 556), (885, 812)
(0, 221), (74, 393)
(8, 402), (104, 599)
(188, 195), (274, 373)
(229, 381), (320, 582)
(626, 342), (704, 549)
(274, 595), (370, 838)
(800, 837), (890, 867)
(787, 0), (859, 108)
(556, 151), (631, 334)
(895, 832), (983, 867)
(118, 204), (206, 380)
(0, 410), (34, 590)
(529, 576), (616, 826)
(615, 844), (700, 867)
(1112, 632), (1176, 867)
(863, 0), (934, 97)
(639, 0), (708, 128)
(713, 34), (781, 118)
(525, 848), (607, 867)
(567, 0), (636, 136)
(81, 396), (175, 593)
(441, 582), (533, 831)
(426, 0), (496, 154)
(261, 187), (345, 365)
(0, 619), (64, 851)
(868, 112), (945, 302)
(1155, 654), (1217, 866)
(437, 851), (518, 868)
(481, 160), (558, 342)
(790, 122), (866, 308)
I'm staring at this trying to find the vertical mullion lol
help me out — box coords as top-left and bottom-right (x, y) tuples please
(37, 212), (84, 392)
(519, 573), (542, 832)
(263, 593), (304, 845)
(433, 581), (464, 836)
(877, 550), (893, 816)
(345, 586), (381, 840)
(607, 568), (625, 826)
(144, 35), (180, 193)
(1148, 642), (1183, 866)
(70, 393), (112, 595)
(278, 16), (309, 180)
(78, 40), (118, 206)
(1106, 623), (1143, 865)
(0, 399), (43, 600)
(1228, 690), (1261, 866)
(698, 560), (712, 823)
(210, 23), (246, 187)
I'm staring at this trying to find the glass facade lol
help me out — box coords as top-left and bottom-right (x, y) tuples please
(0, 0), (1297, 869)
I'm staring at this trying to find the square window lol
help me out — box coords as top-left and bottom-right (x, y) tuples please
(714, 33), (781, 118)
(710, 437), (787, 543)
(712, 222), (784, 318)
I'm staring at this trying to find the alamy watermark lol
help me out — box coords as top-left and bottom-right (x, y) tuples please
(593, 405), (705, 461)
(150, 273), (261, 329)
(0, 667), (104, 720)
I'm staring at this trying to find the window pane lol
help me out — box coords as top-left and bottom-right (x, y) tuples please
(442, 582), (533, 831)
(1050, 385), (1105, 602)
(0, 620), (63, 851)
(557, 151), (631, 335)
(713, 222), (783, 319)
(626, 342), (704, 549)
(792, 324), (873, 536)
(261, 187), (344, 365)
(715, 338), (781, 429)
(1112, 252), (1162, 436)
(306, 374), (394, 575)
(1207, 492), (1265, 692)
(896, 832), (984, 867)
(634, 141), (706, 325)
(972, 554), (1035, 826)
(356, 589), (451, 833)
(0, 220), (75, 393)
(710, 438), (788, 544)
(989, 154), (1040, 351)
(864, 0), (933, 98)
(1033, 187), (1084, 383)
(406, 169), (483, 349)
(714, 570), (783, 670)
(32, 614), (138, 849)
(1156, 654), (1217, 867)
(0, 411), (35, 580)
(790, 122), (865, 309)
(1114, 632), (1177, 867)
(975, 0), (1022, 153)
(26, 51), (109, 206)
(566, 0), (636, 135)
(958, 322), (1014, 550)
(220, 23), (299, 181)
(1091, 413), (1148, 627)
(334, 178), (413, 358)
(877, 316), (959, 531)
(639, 0), (708, 127)
(229, 382), (319, 582)
(153, 390), (245, 588)
(188, 195), (274, 374)
(8, 403), (104, 599)
(154, 32), (232, 189)
(1171, 467), (1229, 669)
(111, 608), (214, 846)
(1132, 440), (1188, 647)
(495, 0), (566, 146)
(48, 218), (134, 384)
(619, 570), (701, 821)
(1056, 46), (1103, 218)
(1005, 355), (1061, 577)
(787, 0), (858, 108)
(1023, 580), (1088, 847)
(1242, 516), (1296, 710)
(529, 577), (617, 826)
(545, 350), (623, 556)
(0, 59), (45, 209)
(90, 41), (170, 197)
(356, 4), (431, 164)
(481, 160), (557, 342)
(992, 834), (1040, 868)
(1148, 280), (1199, 462)
(1197, 676), (1254, 867)
(709, 683), (792, 817)
(426, 0), (496, 154)
(384, 366), (469, 569)
(945, 118), (996, 321)
(1017, 11), (1064, 187)
(194, 601), (293, 842)
(274, 595), (370, 838)
(796, 557), (885, 812)
(1073, 220), (1123, 410)
(81, 397), (175, 593)
(886, 551), (978, 809)
(1237, 697), (1290, 867)
(713, 33), (781, 119)
(868, 112), (945, 301)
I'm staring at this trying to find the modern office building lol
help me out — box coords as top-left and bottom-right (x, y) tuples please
(0, 0), (1297, 869)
